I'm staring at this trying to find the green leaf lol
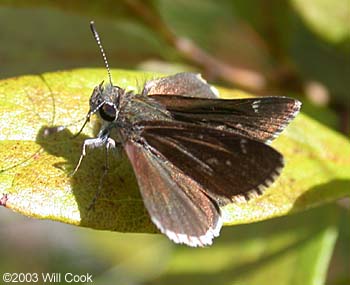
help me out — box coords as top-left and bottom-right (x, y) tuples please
(290, 0), (350, 44)
(0, 69), (349, 233)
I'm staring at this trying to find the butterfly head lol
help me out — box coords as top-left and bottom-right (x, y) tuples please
(89, 81), (123, 122)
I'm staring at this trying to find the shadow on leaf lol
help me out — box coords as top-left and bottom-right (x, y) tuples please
(292, 179), (350, 213)
(36, 125), (157, 234)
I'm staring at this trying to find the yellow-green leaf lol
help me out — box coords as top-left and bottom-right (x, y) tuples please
(1, 69), (349, 233)
(290, 0), (350, 44)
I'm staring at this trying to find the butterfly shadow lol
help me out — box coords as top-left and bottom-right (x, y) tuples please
(292, 178), (350, 213)
(36, 125), (157, 234)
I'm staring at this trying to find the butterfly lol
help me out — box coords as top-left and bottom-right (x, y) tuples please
(72, 21), (301, 247)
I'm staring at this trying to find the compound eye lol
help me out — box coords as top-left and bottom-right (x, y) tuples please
(99, 103), (117, 121)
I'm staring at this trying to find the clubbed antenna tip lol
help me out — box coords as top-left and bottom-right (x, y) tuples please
(90, 20), (113, 86)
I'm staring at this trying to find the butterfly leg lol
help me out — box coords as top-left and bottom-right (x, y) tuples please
(87, 137), (117, 210)
(71, 133), (116, 176)
(71, 125), (121, 210)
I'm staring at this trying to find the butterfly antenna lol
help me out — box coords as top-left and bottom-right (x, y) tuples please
(90, 20), (113, 86)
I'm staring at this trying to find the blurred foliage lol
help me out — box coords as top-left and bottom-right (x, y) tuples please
(0, 1), (349, 284)
(291, 0), (350, 44)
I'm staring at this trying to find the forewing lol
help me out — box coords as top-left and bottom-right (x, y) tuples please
(124, 140), (222, 247)
(143, 72), (219, 98)
(150, 95), (301, 142)
(139, 121), (284, 205)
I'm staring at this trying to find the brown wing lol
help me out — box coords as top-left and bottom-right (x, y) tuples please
(124, 140), (222, 247)
(143, 72), (219, 98)
(150, 95), (301, 143)
(136, 121), (284, 205)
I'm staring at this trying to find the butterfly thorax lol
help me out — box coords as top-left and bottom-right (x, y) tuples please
(118, 91), (173, 124)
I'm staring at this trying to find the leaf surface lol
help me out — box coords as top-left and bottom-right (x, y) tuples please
(0, 69), (349, 233)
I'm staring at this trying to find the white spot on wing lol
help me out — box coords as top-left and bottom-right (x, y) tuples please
(240, 139), (247, 154)
(206, 157), (219, 166)
(252, 100), (261, 113)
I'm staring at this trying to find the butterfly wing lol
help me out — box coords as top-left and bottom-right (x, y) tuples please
(125, 140), (222, 247)
(121, 91), (299, 246)
(133, 121), (284, 205)
(149, 95), (301, 143)
(143, 72), (219, 98)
